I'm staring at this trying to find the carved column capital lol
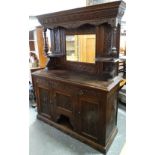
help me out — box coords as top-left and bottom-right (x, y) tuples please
(108, 18), (120, 28)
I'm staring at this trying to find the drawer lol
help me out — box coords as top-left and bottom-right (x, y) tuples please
(78, 88), (98, 97)
(36, 77), (49, 88)
(51, 81), (78, 94)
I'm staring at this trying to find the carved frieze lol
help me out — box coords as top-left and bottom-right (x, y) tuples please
(65, 62), (97, 75)
(37, 1), (126, 29)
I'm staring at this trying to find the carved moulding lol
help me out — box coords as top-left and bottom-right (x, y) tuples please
(37, 1), (126, 29)
(41, 17), (122, 29)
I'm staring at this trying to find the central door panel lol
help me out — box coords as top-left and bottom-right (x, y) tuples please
(54, 89), (76, 130)
(55, 91), (73, 117)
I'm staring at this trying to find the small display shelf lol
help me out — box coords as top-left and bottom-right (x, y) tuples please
(95, 57), (119, 63)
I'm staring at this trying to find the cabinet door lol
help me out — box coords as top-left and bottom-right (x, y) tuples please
(35, 78), (52, 119)
(78, 89), (100, 141)
(37, 86), (51, 119)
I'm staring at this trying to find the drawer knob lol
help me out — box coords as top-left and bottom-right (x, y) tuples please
(79, 90), (84, 95)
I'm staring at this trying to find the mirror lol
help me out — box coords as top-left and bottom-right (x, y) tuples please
(66, 34), (96, 63)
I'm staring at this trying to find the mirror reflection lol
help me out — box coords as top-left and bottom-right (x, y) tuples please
(66, 34), (96, 63)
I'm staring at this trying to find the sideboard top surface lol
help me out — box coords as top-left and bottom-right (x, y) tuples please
(32, 69), (121, 92)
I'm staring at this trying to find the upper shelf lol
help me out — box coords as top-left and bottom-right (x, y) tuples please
(36, 1), (126, 29)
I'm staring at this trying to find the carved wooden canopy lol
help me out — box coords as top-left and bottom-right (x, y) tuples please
(36, 1), (126, 29)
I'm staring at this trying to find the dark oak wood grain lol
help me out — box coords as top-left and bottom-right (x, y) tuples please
(32, 70), (121, 153)
(33, 1), (126, 154)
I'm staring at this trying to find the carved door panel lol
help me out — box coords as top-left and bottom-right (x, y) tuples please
(37, 86), (51, 119)
(78, 91), (100, 141)
(53, 90), (76, 130)
(35, 77), (52, 119)
(52, 81), (78, 130)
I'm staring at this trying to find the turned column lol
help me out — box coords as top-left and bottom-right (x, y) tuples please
(110, 26), (117, 58)
(43, 28), (49, 56)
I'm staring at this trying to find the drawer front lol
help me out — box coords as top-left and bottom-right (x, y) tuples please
(77, 87), (101, 101)
(50, 80), (78, 94)
(36, 77), (49, 88)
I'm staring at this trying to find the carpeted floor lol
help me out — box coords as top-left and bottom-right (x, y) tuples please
(29, 102), (126, 155)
